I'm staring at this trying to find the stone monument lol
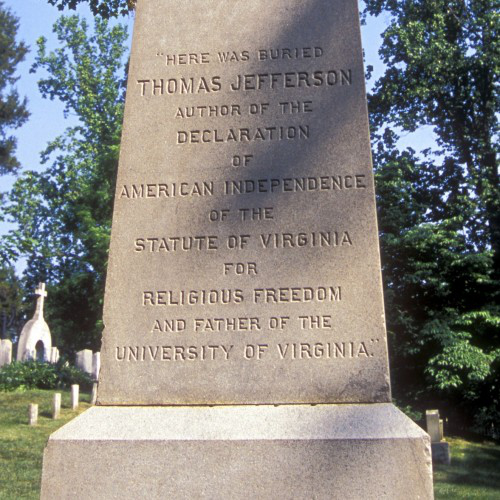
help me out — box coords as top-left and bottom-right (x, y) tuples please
(426, 409), (451, 465)
(17, 283), (52, 362)
(41, 1), (433, 498)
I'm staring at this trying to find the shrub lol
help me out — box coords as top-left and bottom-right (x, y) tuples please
(0, 360), (93, 392)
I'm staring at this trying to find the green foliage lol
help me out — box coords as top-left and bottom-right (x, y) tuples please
(47, 0), (135, 18)
(0, 265), (26, 339)
(0, 360), (92, 392)
(0, 16), (128, 354)
(393, 399), (423, 422)
(365, 0), (499, 271)
(427, 311), (500, 390)
(364, 0), (499, 436)
(0, 1), (29, 177)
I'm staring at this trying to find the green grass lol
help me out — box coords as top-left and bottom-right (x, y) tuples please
(434, 436), (500, 499)
(1, 391), (499, 499)
(0, 389), (91, 500)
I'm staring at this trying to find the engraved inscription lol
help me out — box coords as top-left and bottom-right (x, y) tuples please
(115, 344), (234, 361)
(176, 125), (310, 145)
(223, 175), (367, 195)
(114, 340), (378, 363)
(142, 286), (342, 306)
(100, 0), (391, 406)
(120, 181), (214, 199)
(118, 175), (368, 202)
(136, 69), (352, 97)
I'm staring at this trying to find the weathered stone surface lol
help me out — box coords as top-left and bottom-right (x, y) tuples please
(0, 339), (12, 367)
(41, 404), (433, 500)
(98, 0), (391, 406)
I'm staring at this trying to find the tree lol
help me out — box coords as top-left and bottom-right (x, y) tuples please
(363, 0), (499, 436)
(365, 0), (499, 275)
(1, 15), (128, 355)
(47, 0), (135, 18)
(0, 1), (29, 177)
(0, 265), (26, 340)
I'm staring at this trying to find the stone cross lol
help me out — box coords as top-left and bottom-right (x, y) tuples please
(34, 283), (47, 319)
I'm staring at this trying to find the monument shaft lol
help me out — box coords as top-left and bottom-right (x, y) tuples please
(99, 0), (391, 405)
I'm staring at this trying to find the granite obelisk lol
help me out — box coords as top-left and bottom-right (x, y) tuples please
(41, 1), (433, 497)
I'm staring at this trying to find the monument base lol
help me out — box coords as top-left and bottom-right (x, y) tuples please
(41, 404), (433, 499)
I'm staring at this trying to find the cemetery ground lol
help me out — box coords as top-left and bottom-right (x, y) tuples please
(0, 389), (91, 499)
(0, 390), (499, 499)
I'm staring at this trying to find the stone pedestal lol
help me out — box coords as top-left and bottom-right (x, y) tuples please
(41, 404), (432, 499)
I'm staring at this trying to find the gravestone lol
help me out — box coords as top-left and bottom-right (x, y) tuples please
(0, 339), (12, 367)
(426, 409), (441, 443)
(92, 352), (101, 380)
(41, 1), (433, 498)
(53, 393), (61, 420)
(28, 403), (38, 426)
(427, 409), (451, 465)
(75, 349), (93, 375)
(71, 385), (79, 410)
(17, 283), (52, 361)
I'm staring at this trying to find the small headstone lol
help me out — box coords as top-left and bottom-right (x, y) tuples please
(426, 409), (441, 442)
(52, 393), (61, 419)
(71, 384), (79, 410)
(28, 404), (38, 426)
(76, 349), (93, 375)
(0, 339), (12, 367)
(92, 352), (101, 380)
(90, 383), (98, 405)
(427, 410), (451, 465)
